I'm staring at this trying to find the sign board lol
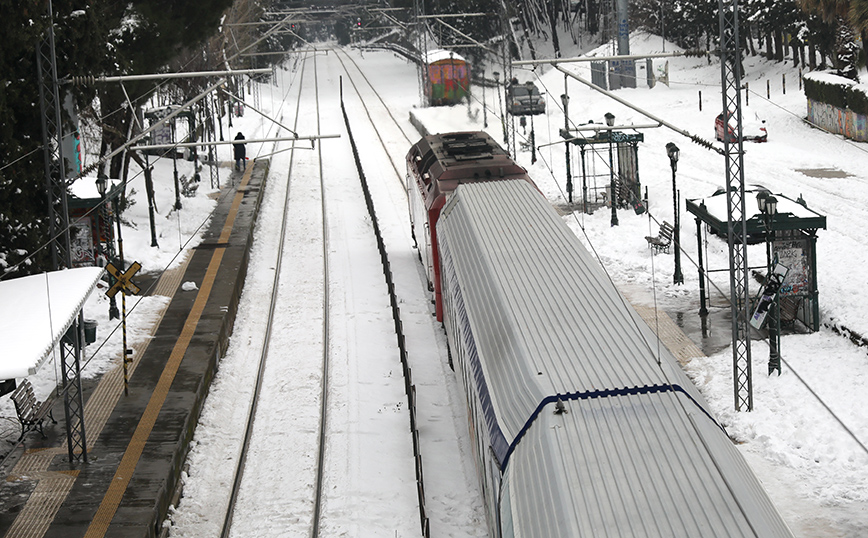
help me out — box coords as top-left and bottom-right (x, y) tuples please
(773, 237), (811, 297)
(750, 261), (790, 329)
(106, 261), (142, 298)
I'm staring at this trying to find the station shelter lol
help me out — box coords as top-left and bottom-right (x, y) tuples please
(68, 177), (121, 268)
(686, 188), (827, 331)
(559, 127), (644, 211)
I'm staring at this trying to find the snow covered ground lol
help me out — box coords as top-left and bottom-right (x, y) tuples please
(4, 29), (867, 537)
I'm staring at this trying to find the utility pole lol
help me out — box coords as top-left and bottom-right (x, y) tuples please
(719, 0), (753, 411)
(37, 0), (88, 463)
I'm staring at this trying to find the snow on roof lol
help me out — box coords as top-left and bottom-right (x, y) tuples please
(425, 49), (466, 64)
(692, 189), (823, 222)
(69, 177), (121, 202)
(0, 267), (104, 379)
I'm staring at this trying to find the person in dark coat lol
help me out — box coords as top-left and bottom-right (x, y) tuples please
(233, 132), (246, 171)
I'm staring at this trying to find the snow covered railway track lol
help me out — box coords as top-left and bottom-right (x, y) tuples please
(333, 47), (416, 194)
(217, 49), (420, 538)
(219, 50), (334, 538)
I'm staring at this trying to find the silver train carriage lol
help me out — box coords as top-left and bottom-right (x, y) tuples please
(405, 131), (533, 322)
(434, 178), (794, 538)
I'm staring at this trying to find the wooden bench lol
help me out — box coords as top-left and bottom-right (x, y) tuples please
(179, 174), (199, 198)
(645, 221), (674, 254)
(10, 379), (55, 443)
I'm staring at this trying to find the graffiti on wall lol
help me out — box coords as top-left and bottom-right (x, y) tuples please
(807, 99), (868, 142)
(773, 238), (811, 297)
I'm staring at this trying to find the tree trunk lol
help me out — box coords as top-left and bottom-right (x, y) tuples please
(863, 29), (868, 72)
(587, 0), (599, 35)
(774, 29), (784, 62)
(549, 0), (561, 59)
(790, 38), (801, 67)
(765, 33), (773, 60)
(809, 43), (817, 70)
(747, 23), (757, 56)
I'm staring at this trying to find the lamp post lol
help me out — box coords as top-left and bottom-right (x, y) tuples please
(561, 92), (572, 204)
(494, 71), (506, 144)
(482, 66), (488, 128)
(666, 142), (683, 284)
(757, 191), (781, 375)
(605, 112), (618, 226)
(96, 175), (119, 319)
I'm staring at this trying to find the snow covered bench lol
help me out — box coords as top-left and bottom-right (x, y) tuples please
(645, 221), (674, 254)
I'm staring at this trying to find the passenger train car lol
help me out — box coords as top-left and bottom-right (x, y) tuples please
(424, 49), (470, 106)
(406, 132), (794, 538)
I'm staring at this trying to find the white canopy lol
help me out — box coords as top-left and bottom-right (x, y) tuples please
(424, 49), (466, 64)
(0, 267), (104, 379)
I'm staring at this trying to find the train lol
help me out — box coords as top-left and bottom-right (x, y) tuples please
(406, 131), (794, 538)
(424, 49), (470, 106)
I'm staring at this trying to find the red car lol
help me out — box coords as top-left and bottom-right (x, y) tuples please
(715, 111), (768, 142)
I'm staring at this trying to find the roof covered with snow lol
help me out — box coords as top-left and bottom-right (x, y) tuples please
(424, 49), (465, 65)
(0, 267), (104, 378)
(686, 189), (827, 234)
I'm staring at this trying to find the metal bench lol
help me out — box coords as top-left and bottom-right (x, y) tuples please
(645, 221), (674, 254)
(10, 379), (55, 444)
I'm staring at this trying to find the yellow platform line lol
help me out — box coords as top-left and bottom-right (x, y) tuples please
(631, 304), (707, 366)
(2, 256), (189, 538)
(4, 471), (79, 538)
(84, 166), (254, 538)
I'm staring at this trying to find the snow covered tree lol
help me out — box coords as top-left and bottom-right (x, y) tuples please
(799, 0), (860, 80)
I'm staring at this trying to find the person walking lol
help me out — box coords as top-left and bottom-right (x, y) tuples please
(233, 132), (246, 171)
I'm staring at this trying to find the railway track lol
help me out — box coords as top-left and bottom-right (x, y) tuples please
(221, 48), (330, 537)
(169, 46), (484, 538)
(333, 47), (415, 193)
(211, 48), (421, 538)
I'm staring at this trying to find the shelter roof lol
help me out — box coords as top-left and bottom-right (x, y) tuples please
(0, 267), (104, 379)
(686, 188), (827, 237)
(69, 177), (122, 205)
(424, 49), (465, 64)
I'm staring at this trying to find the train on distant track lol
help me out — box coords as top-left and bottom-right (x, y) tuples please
(406, 131), (794, 538)
(423, 49), (470, 106)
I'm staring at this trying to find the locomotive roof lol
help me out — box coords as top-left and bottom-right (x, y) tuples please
(436, 180), (794, 537)
(407, 132), (530, 203)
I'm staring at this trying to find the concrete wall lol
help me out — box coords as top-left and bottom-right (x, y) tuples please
(806, 99), (868, 142)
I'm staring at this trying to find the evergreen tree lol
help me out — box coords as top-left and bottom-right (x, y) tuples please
(799, 0), (860, 80)
(0, 0), (241, 276)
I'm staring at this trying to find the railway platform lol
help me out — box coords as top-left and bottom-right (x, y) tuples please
(0, 160), (268, 538)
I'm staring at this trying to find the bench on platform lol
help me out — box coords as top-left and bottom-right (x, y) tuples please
(10, 379), (55, 444)
(645, 221), (674, 254)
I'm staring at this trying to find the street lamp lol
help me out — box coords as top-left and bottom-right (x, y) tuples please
(666, 142), (683, 284)
(605, 112), (618, 226)
(757, 191), (781, 375)
(96, 175), (119, 319)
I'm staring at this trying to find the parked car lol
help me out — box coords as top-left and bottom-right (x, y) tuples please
(715, 111), (768, 142)
(506, 82), (546, 116)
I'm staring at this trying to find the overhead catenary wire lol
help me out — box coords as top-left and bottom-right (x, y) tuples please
(526, 56), (868, 460)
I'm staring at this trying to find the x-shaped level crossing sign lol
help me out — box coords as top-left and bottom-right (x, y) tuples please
(105, 261), (142, 298)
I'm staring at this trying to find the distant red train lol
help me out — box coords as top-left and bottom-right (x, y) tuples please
(424, 49), (470, 106)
